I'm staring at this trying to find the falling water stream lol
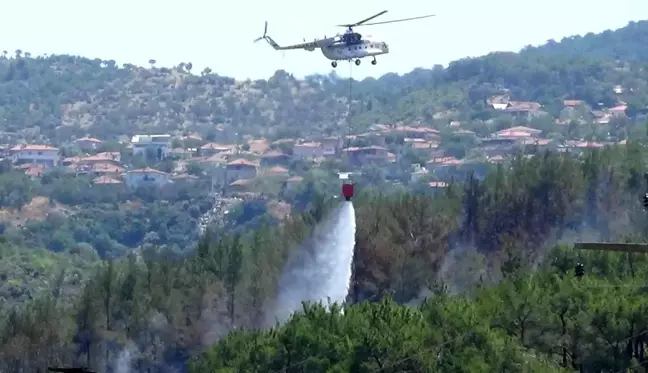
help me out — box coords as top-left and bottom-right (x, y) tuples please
(268, 201), (357, 325)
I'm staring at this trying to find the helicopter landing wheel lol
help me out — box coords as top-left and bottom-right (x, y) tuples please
(371, 58), (377, 65)
(331, 61), (337, 68)
(354, 59), (361, 66)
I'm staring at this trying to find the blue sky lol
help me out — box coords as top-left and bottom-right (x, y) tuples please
(1, 0), (646, 80)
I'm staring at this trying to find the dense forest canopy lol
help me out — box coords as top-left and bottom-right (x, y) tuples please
(2, 143), (648, 372)
(1, 19), (648, 372)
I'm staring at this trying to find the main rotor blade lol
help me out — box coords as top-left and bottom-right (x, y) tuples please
(337, 10), (387, 28)
(356, 14), (435, 27)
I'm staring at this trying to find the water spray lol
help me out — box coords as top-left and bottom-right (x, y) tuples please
(267, 199), (356, 325)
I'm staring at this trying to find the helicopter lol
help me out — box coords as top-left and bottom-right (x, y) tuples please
(254, 10), (435, 68)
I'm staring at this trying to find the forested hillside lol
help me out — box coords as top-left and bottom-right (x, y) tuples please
(1, 20), (647, 141)
(529, 20), (648, 61)
(2, 145), (648, 372)
(2, 19), (648, 373)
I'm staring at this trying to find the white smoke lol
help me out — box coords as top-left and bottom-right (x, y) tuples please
(114, 345), (134, 373)
(268, 201), (356, 325)
(437, 245), (488, 294)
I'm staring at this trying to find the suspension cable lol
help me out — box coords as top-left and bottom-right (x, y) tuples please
(343, 61), (353, 170)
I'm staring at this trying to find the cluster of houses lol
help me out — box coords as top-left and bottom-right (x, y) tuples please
(486, 95), (634, 124)
(0, 95), (633, 196)
(5, 144), (181, 190)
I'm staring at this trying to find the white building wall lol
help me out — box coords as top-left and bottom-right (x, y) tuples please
(12, 149), (60, 167)
(125, 171), (170, 189)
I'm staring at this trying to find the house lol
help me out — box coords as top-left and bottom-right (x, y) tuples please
(224, 159), (258, 184)
(522, 138), (553, 153)
(247, 139), (270, 154)
(320, 137), (343, 156)
(271, 138), (297, 147)
(493, 126), (541, 138)
(355, 132), (386, 146)
(93, 176), (123, 186)
(563, 100), (584, 107)
(451, 129), (476, 138)
(124, 167), (170, 189)
(170, 173), (199, 185)
(228, 178), (255, 193)
(62, 153), (122, 175)
(63, 152), (121, 167)
(169, 148), (193, 159)
(96, 152), (121, 163)
(426, 156), (460, 168)
(199, 143), (237, 157)
(74, 137), (103, 151)
(608, 105), (628, 117)
(260, 150), (292, 167)
(409, 140), (441, 158)
(502, 101), (545, 120)
(429, 158), (488, 181)
(480, 127), (537, 152)
(344, 146), (393, 165)
(24, 164), (46, 179)
(505, 101), (542, 113)
(264, 166), (290, 177)
(491, 102), (509, 110)
(10, 145), (60, 167)
(90, 163), (125, 177)
(388, 126), (440, 140)
(427, 157), (464, 181)
(488, 95), (510, 110)
(293, 142), (324, 158)
(568, 140), (605, 150)
(195, 154), (228, 169)
(131, 134), (171, 160)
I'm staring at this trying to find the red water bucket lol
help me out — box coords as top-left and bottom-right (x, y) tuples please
(342, 183), (354, 201)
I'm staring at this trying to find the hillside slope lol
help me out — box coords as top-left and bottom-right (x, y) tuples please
(0, 19), (646, 141)
(528, 20), (648, 61)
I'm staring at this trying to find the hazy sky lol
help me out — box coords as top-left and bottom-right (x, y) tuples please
(1, 0), (646, 80)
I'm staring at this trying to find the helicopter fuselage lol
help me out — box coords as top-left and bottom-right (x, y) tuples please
(321, 38), (389, 62)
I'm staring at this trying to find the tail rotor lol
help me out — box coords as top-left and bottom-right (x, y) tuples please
(254, 21), (268, 43)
